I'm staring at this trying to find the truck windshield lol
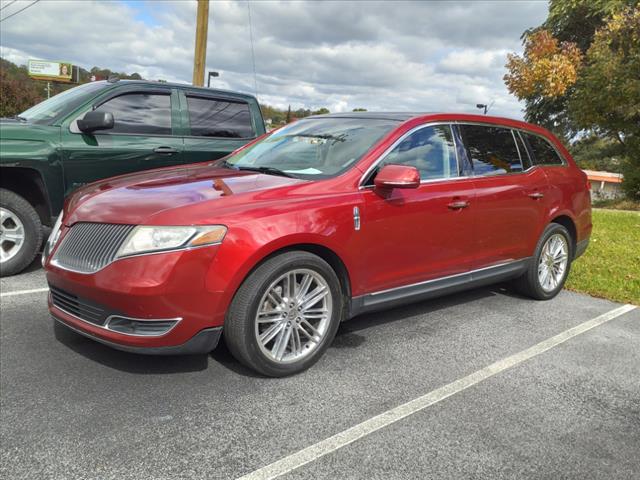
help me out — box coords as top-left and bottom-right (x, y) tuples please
(19, 82), (111, 125)
(224, 117), (399, 179)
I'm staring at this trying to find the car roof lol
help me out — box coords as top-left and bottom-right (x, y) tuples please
(307, 112), (435, 121)
(306, 111), (546, 134)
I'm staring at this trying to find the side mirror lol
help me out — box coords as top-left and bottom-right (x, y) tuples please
(77, 111), (114, 134)
(374, 164), (420, 194)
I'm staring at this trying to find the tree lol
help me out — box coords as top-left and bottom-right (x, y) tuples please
(313, 107), (330, 115)
(504, 30), (582, 139)
(569, 134), (625, 173)
(352, 108), (367, 112)
(0, 60), (42, 117)
(505, 2), (640, 199)
(508, 0), (636, 140)
(570, 6), (640, 199)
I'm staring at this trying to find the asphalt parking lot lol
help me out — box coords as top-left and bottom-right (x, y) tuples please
(1, 259), (638, 480)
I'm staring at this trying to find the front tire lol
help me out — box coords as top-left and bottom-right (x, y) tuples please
(224, 251), (343, 377)
(0, 189), (42, 277)
(516, 223), (572, 300)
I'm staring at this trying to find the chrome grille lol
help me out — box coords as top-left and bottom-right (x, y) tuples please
(50, 286), (108, 326)
(52, 223), (135, 273)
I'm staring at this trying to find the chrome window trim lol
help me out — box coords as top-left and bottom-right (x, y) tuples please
(50, 293), (182, 338)
(358, 122), (462, 189)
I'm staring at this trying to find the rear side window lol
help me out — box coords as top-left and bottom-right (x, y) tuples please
(524, 133), (565, 166)
(377, 125), (458, 181)
(94, 93), (172, 135)
(186, 96), (254, 138)
(459, 125), (523, 176)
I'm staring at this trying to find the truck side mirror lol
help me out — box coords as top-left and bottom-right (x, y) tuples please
(77, 111), (114, 134)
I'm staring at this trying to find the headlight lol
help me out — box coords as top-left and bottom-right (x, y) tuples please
(45, 214), (63, 252)
(116, 225), (227, 258)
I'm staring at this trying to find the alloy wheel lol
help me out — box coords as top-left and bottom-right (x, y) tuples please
(0, 207), (26, 264)
(537, 233), (569, 293)
(255, 268), (333, 364)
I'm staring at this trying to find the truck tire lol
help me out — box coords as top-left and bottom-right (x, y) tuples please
(0, 189), (43, 277)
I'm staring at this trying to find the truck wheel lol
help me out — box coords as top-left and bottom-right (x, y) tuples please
(0, 189), (43, 277)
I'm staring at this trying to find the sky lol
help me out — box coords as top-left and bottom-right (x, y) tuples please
(0, 0), (549, 118)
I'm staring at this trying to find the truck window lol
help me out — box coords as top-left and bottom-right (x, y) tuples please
(94, 93), (172, 135)
(186, 96), (254, 138)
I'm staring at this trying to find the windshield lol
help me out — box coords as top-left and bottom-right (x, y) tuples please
(19, 82), (111, 125)
(224, 117), (399, 179)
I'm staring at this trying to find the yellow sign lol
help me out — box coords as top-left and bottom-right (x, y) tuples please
(28, 59), (73, 82)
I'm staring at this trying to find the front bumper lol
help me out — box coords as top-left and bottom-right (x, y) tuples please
(45, 245), (227, 355)
(53, 314), (222, 355)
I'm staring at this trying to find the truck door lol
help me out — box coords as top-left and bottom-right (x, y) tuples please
(60, 88), (184, 195)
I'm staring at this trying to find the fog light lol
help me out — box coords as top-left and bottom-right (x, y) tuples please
(106, 316), (180, 336)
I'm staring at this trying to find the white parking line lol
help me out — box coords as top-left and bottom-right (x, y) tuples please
(0, 287), (49, 298)
(236, 303), (637, 480)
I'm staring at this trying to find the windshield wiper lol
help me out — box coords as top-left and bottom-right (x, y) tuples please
(235, 165), (297, 178)
(13, 115), (27, 122)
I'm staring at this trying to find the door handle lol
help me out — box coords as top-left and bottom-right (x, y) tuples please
(447, 200), (469, 210)
(528, 192), (544, 199)
(153, 146), (178, 155)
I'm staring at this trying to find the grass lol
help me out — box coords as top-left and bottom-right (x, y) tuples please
(566, 209), (640, 305)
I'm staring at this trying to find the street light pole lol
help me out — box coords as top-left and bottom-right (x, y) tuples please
(192, 0), (209, 86)
(207, 71), (219, 88)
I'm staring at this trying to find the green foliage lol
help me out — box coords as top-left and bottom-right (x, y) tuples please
(569, 134), (625, 172)
(313, 107), (330, 115)
(569, 6), (640, 199)
(352, 108), (367, 112)
(0, 59), (42, 118)
(518, 0), (637, 141)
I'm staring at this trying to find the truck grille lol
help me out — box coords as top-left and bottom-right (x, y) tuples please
(50, 286), (108, 326)
(52, 223), (135, 273)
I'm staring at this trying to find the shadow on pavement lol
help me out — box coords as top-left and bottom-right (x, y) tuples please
(52, 284), (516, 377)
(53, 321), (209, 374)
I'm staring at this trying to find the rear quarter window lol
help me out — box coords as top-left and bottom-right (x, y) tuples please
(524, 133), (565, 166)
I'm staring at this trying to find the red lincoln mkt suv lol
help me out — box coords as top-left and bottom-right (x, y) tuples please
(44, 112), (591, 376)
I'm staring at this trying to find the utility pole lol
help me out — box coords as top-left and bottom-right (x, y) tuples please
(192, 0), (209, 86)
(45, 82), (52, 99)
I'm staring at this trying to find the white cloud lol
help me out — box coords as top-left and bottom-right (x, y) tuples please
(0, 0), (549, 119)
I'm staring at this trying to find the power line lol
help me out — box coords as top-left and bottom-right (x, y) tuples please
(0, 0), (40, 23)
(0, 1), (18, 12)
(247, 0), (258, 99)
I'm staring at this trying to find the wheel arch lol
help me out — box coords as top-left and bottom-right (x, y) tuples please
(550, 214), (577, 255)
(216, 237), (354, 324)
(0, 167), (52, 226)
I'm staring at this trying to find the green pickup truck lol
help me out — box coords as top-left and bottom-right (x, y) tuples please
(0, 79), (265, 276)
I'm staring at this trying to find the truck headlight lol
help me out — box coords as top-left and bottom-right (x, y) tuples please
(116, 225), (227, 258)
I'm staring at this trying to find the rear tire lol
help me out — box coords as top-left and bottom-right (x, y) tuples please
(0, 189), (42, 277)
(516, 223), (572, 300)
(224, 251), (343, 377)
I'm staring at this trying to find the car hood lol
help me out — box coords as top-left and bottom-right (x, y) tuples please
(65, 162), (308, 226)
